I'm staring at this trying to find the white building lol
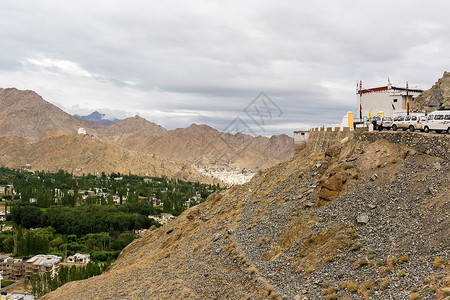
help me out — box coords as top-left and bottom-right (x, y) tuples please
(357, 80), (423, 120)
(77, 127), (87, 135)
(67, 253), (90, 264)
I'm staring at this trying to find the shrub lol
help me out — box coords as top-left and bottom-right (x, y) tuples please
(387, 257), (397, 267)
(325, 256), (334, 263)
(347, 227), (358, 239)
(379, 278), (391, 289)
(351, 242), (362, 251)
(265, 284), (274, 295)
(355, 258), (369, 268)
(398, 255), (409, 263)
(432, 257), (447, 268)
(410, 292), (420, 300)
(322, 287), (336, 295)
(346, 281), (358, 292)
(366, 247), (375, 259)
(258, 236), (266, 245)
(306, 265), (315, 274)
(375, 260), (384, 267)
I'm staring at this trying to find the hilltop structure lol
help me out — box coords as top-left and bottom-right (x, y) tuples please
(357, 79), (423, 120)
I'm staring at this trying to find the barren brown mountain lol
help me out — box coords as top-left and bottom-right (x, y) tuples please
(99, 121), (293, 170)
(43, 131), (449, 300)
(0, 134), (217, 183)
(0, 88), (100, 141)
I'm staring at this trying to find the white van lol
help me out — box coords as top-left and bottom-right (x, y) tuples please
(423, 110), (450, 133)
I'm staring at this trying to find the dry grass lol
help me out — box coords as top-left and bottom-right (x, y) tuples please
(351, 242), (362, 251)
(290, 225), (348, 274)
(437, 287), (450, 300)
(365, 247), (375, 259)
(247, 267), (257, 275)
(379, 277), (391, 289)
(347, 227), (358, 239)
(265, 213), (319, 261)
(269, 291), (280, 299)
(305, 265), (315, 274)
(358, 281), (376, 298)
(374, 260), (384, 267)
(239, 253), (246, 264)
(258, 236), (266, 245)
(386, 256), (397, 267)
(410, 292), (420, 300)
(345, 281), (358, 292)
(322, 287), (336, 295)
(398, 255), (409, 263)
(325, 294), (337, 300)
(265, 284), (274, 295)
(432, 257), (448, 268)
(354, 258), (369, 268)
(397, 269), (406, 277)
(325, 256), (334, 263)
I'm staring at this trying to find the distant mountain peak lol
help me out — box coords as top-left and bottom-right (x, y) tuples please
(74, 111), (120, 126)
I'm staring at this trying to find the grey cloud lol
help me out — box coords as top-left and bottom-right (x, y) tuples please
(1, 0), (450, 136)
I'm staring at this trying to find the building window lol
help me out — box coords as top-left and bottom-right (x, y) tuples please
(393, 99), (397, 102)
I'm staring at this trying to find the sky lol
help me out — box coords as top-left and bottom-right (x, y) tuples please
(1, 0), (449, 136)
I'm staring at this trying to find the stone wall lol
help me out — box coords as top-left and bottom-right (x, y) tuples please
(301, 127), (449, 160)
(304, 127), (354, 153)
(354, 131), (450, 160)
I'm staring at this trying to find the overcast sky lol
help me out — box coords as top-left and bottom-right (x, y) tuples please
(1, 1), (449, 136)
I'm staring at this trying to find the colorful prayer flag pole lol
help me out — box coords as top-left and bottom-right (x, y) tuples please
(406, 81), (409, 115)
(359, 80), (362, 119)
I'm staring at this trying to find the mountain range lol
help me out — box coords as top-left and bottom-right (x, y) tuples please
(0, 87), (294, 182)
(74, 111), (121, 126)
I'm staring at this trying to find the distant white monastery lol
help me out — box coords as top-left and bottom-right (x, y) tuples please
(78, 127), (87, 135)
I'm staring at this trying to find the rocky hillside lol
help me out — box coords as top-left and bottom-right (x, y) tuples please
(43, 133), (449, 299)
(0, 134), (217, 183)
(0, 88), (99, 141)
(412, 71), (450, 112)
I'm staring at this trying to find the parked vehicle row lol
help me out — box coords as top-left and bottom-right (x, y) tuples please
(371, 109), (450, 133)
